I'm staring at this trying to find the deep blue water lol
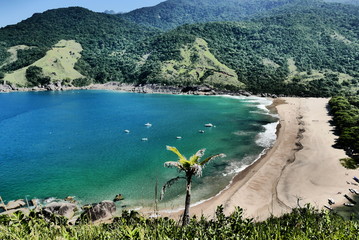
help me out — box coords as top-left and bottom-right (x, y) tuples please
(0, 90), (277, 209)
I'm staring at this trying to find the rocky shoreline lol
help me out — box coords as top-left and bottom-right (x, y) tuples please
(0, 81), (279, 98)
(0, 196), (121, 225)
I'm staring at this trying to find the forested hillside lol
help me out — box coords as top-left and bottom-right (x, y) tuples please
(122, 0), (299, 30)
(137, 2), (359, 95)
(0, 0), (358, 96)
(0, 7), (158, 85)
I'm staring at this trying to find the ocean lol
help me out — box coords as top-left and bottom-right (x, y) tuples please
(0, 90), (278, 210)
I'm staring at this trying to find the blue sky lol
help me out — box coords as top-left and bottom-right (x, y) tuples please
(0, 0), (165, 27)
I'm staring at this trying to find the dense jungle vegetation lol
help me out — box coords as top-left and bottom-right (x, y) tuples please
(1, 206), (359, 239)
(329, 96), (359, 168)
(0, 0), (358, 95)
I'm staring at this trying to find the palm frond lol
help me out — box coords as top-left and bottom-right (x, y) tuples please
(160, 176), (185, 200)
(191, 164), (203, 177)
(166, 146), (187, 162)
(164, 161), (183, 170)
(199, 153), (226, 166)
(189, 148), (206, 164)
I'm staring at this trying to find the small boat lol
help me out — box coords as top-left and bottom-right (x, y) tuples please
(328, 198), (335, 205)
(204, 123), (214, 127)
(349, 188), (359, 195)
(176, 136), (182, 139)
(198, 130), (205, 133)
(124, 130), (130, 133)
(324, 205), (333, 211)
(141, 138), (148, 141)
(344, 203), (355, 207)
(145, 123), (152, 127)
(344, 194), (357, 204)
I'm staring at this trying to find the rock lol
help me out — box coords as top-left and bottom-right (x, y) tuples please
(42, 202), (77, 219)
(241, 91), (252, 96)
(113, 194), (124, 202)
(80, 201), (116, 223)
(30, 199), (39, 207)
(45, 83), (56, 91)
(64, 196), (76, 203)
(0, 84), (12, 92)
(0, 208), (30, 216)
(6, 199), (26, 210)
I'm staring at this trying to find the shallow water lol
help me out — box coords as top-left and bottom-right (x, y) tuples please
(0, 91), (277, 208)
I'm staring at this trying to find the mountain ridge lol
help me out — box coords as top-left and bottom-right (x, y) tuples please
(0, 1), (358, 96)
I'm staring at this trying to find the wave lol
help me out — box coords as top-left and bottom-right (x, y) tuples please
(255, 122), (278, 148)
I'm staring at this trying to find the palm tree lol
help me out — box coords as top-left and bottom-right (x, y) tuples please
(160, 146), (226, 226)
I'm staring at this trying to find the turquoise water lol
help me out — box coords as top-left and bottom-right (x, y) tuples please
(0, 90), (277, 209)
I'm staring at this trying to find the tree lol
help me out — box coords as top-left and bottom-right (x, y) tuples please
(160, 146), (225, 226)
(25, 66), (50, 86)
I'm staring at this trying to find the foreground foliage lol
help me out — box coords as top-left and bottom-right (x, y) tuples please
(0, 206), (359, 239)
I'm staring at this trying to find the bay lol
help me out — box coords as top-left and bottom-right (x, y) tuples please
(0, 90), (277, 209)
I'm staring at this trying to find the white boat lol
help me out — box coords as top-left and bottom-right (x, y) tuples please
(141, 138), (148, 141)
(204, 123), (213, 127)
(176, 136), (182, 139)
(324, 205), (333, 211)
(344, 203), (355, 207)
(124, 130), (130, 133)
(198, 130), (205, 133)
(349, 188), (359, 195)
(145, 123), (152, 127)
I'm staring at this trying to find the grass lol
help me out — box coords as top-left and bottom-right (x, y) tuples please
(159, 38), (244, 89)
(4, 40), (84, 86)
(0, 45), (32, 69)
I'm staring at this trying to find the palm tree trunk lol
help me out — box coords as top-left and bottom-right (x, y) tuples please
(182, 173), (192, 226)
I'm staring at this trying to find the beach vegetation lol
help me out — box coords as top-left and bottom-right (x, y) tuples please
(329, 96), (359, 167)
(1, 205), (359, 239)
(161, 146), (225, 226)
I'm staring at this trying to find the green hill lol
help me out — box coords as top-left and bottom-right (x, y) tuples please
(0, 7), (159, 86)
(0, 2), (359, 96)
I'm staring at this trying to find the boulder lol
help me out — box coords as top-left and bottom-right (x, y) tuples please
(30, 199), (39, 207)
(80, 201), (116, 223)
(0, 208), (30, 216)
(42, 202), (77, 219)
(0, 84), (12, 92)
(6, 199), (26, 210)
(64, 196), (76, 203)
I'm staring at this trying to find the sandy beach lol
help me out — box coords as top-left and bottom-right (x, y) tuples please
(159, 97), (357, 221)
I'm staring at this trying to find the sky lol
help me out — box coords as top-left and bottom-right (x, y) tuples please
(0, 0), (165, 28)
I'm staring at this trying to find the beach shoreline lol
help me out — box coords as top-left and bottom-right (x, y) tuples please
(154, 97), (355, 221)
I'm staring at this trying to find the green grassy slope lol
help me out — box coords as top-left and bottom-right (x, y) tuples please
(4, 40), (84, 86)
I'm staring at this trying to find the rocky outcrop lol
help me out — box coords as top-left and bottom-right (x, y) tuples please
(79, 201), (116, 223)
(0, 84), (13, 92)
(4, 199), (26, 210)
(0, 208), (30, 216)
(42, 202), (78, 219)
